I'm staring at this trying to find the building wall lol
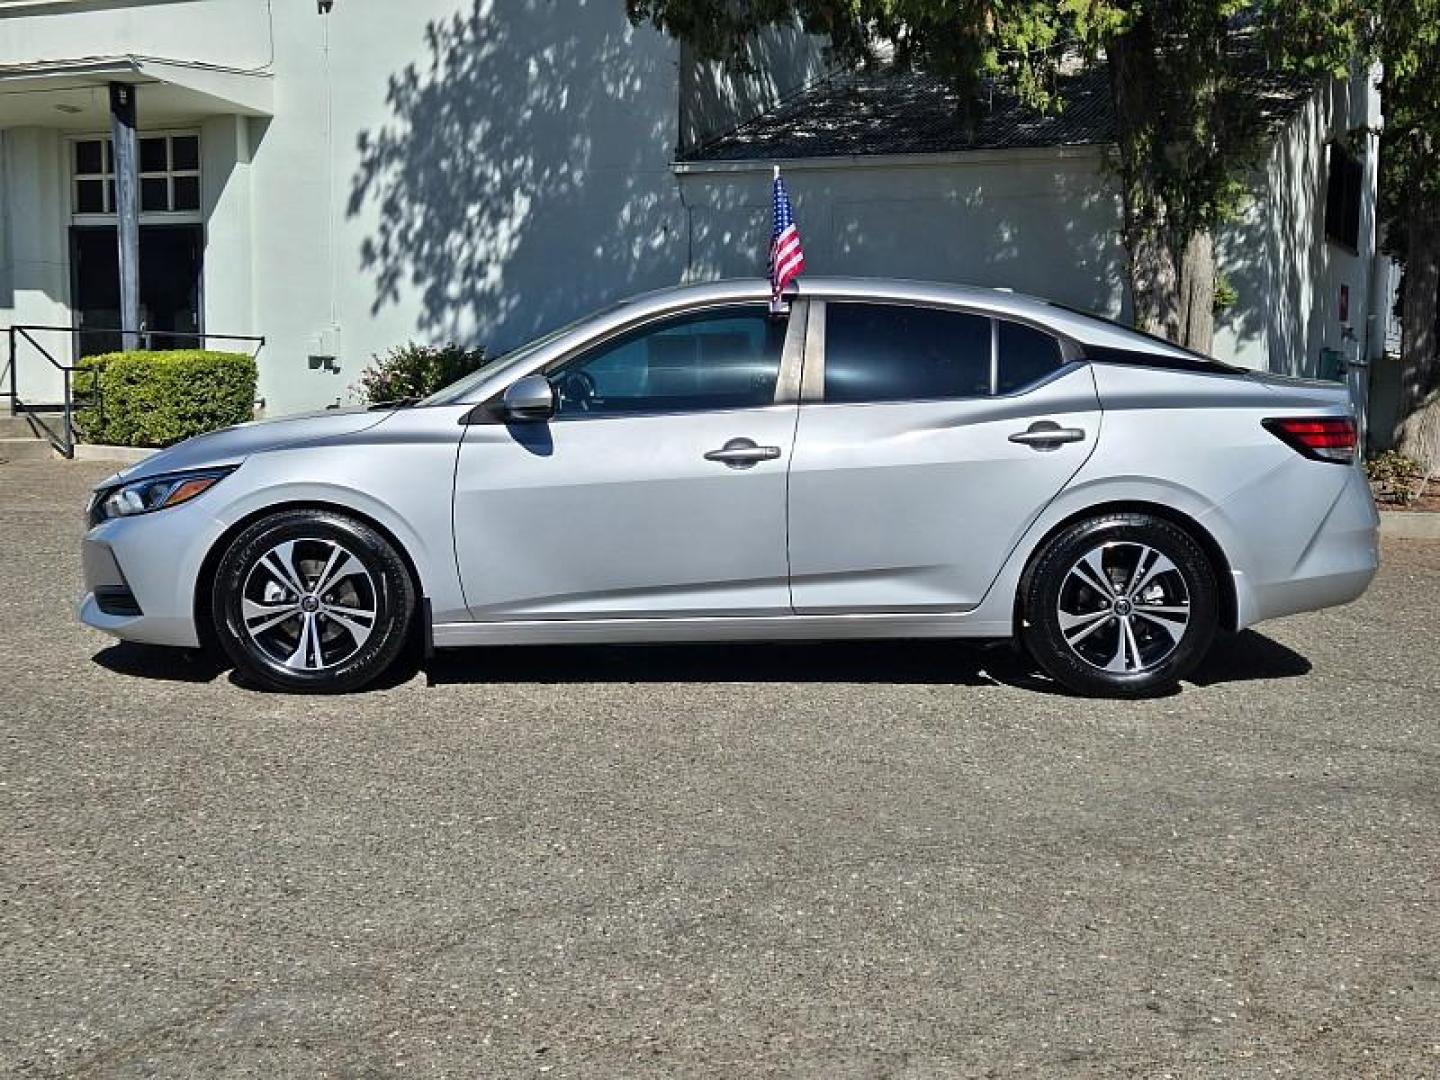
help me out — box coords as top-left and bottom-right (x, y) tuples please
(0, 0), (270, 69)
(677, 148), (1130, 323)
(1, 0), (697, 415)
(1214, 68), (1383, 386)
(0, 127), (72, 403)
(232, 0), (702, 414)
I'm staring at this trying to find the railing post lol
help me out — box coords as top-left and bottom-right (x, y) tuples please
(62, 368), (75, 459)
(6, 326), (15, 414)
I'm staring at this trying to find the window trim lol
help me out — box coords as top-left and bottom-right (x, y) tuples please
(69, 129), (203, 226)
(808, 298), (1077, 407)
(478, 300), (808, 423)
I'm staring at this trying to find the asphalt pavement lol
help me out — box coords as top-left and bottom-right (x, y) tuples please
(2, 458), (1437, 1078)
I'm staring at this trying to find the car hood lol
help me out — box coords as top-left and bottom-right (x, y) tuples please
(95, 406), (397, 488)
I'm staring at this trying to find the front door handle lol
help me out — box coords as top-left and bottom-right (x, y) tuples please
(704, 438), (782, 468)
(1009, 421), (1086, 450)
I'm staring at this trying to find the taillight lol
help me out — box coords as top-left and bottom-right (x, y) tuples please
(1262, 416), (1357, 464)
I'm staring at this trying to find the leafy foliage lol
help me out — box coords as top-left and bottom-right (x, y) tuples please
(1363, 1), (1440, 461)
(1372, 2), (1440, 269)
(355, 342), (489, 404)
(75, 351), (257, 448)
(1366, 450), (1426, 505)
(1213, 271), (1239, 314)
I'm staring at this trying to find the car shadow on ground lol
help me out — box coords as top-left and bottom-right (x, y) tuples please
(91, 629), (1311, 697)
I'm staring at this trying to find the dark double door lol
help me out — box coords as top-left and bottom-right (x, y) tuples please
(71, 225), (203, 357)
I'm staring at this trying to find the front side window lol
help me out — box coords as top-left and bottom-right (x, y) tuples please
(550, 307), (785, 417)
(824, 303), (991, 403)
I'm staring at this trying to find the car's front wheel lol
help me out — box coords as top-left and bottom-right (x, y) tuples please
(1020, 513), (1220, 698)
(212, 509), (416, 693)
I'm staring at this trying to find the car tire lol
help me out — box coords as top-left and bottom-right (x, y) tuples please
(1019, 513), (1219, 698)
(212, 509), (416, 694)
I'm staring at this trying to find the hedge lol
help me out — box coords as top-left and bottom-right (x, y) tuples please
(75, 350), (258, 448)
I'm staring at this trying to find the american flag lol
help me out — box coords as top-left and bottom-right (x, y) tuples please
(769, 168), (805, 299)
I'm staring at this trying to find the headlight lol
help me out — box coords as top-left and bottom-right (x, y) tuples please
(91, 468), (233, 524)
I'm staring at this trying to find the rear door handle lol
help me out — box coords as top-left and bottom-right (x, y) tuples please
(1009, 422), (1086, 449)
(704, 438), (781, 468)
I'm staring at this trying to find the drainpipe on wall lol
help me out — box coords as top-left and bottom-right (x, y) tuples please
(109, 82), (140, 352)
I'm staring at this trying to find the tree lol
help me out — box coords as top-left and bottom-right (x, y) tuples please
(626, 1), (1334, 355)
(1374, 1), (1440, 470)
(1259, 0), (1440, 468)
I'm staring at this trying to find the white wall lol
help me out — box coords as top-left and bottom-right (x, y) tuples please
(0, 127), (72, 404)
(199, 113), (253, 344)
(678, 149), (1130, 321)
(1214, 69), (1382, 379)
(0, 0), (270, 69)
(248, 0), (691, 413)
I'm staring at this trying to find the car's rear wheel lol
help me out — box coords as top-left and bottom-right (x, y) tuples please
(1020, 513), (1219, 698)
(212, 509), (415, 693)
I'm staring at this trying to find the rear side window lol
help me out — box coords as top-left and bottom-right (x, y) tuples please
(996, 320), (1064, 394)
(825, 303), (991, 403)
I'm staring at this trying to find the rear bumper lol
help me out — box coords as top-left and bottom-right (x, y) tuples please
(1234, 465), (1380, 628)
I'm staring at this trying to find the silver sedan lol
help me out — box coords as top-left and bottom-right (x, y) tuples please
(79, 278), (1379, 697)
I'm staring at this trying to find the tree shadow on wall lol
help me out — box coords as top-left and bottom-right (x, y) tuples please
(347, 0), (688, 351)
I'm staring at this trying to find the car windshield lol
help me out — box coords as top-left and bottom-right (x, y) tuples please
(420, 304), (626, 405)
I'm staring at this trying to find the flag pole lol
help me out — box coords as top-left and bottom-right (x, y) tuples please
(769, 164), (787, 315)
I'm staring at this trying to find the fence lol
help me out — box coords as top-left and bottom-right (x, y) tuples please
(1, 326), (267, 458)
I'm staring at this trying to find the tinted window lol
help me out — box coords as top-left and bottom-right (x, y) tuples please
(140, 137), (169, 173)
(551, 307), (784, 417)
(825, 303), (991, 403)
(1324, 143), (1362, 250)
(996, 320), (1064, 394)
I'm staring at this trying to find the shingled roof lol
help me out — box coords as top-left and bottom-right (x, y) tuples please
(680, 59), (1316, 163)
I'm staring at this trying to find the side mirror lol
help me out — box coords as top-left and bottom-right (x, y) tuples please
(501, 374), (556, 421)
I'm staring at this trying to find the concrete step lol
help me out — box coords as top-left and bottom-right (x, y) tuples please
(0, 436), (58, 462)
(0, 414), (43, 438)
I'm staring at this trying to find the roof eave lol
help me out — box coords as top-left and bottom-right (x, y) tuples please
(672, 143), (1111, 174)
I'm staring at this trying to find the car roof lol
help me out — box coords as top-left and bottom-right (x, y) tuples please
(618, 277), (1198, 360)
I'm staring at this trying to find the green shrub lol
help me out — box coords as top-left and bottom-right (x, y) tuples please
(356, 342), (487, 404)
(75, 349), (257, 448)
(1213, 272), (1239, 314)
(1366, 450), (1425, 505)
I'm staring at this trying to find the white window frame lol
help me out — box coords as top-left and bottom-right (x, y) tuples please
(69, 129), (203, 227)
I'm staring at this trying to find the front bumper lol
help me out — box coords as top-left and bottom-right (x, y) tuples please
(77, 505), (225, 648)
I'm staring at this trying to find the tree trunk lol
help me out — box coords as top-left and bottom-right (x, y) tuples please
(1395, 208), (1440, 472)
(1175, 229), (1216, 354)
(1127, 228), (1181, 341)
(1107, 22), (1217, 351)
(1120, 226), (1216, 353)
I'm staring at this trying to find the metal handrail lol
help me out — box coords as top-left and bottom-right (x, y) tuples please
(3, 325), (267, 459)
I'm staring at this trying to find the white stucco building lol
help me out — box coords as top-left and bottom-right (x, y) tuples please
(0, 0), (1395, 436)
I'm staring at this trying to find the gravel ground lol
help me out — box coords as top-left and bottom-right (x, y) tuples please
(2, 458), (1437, 1078)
